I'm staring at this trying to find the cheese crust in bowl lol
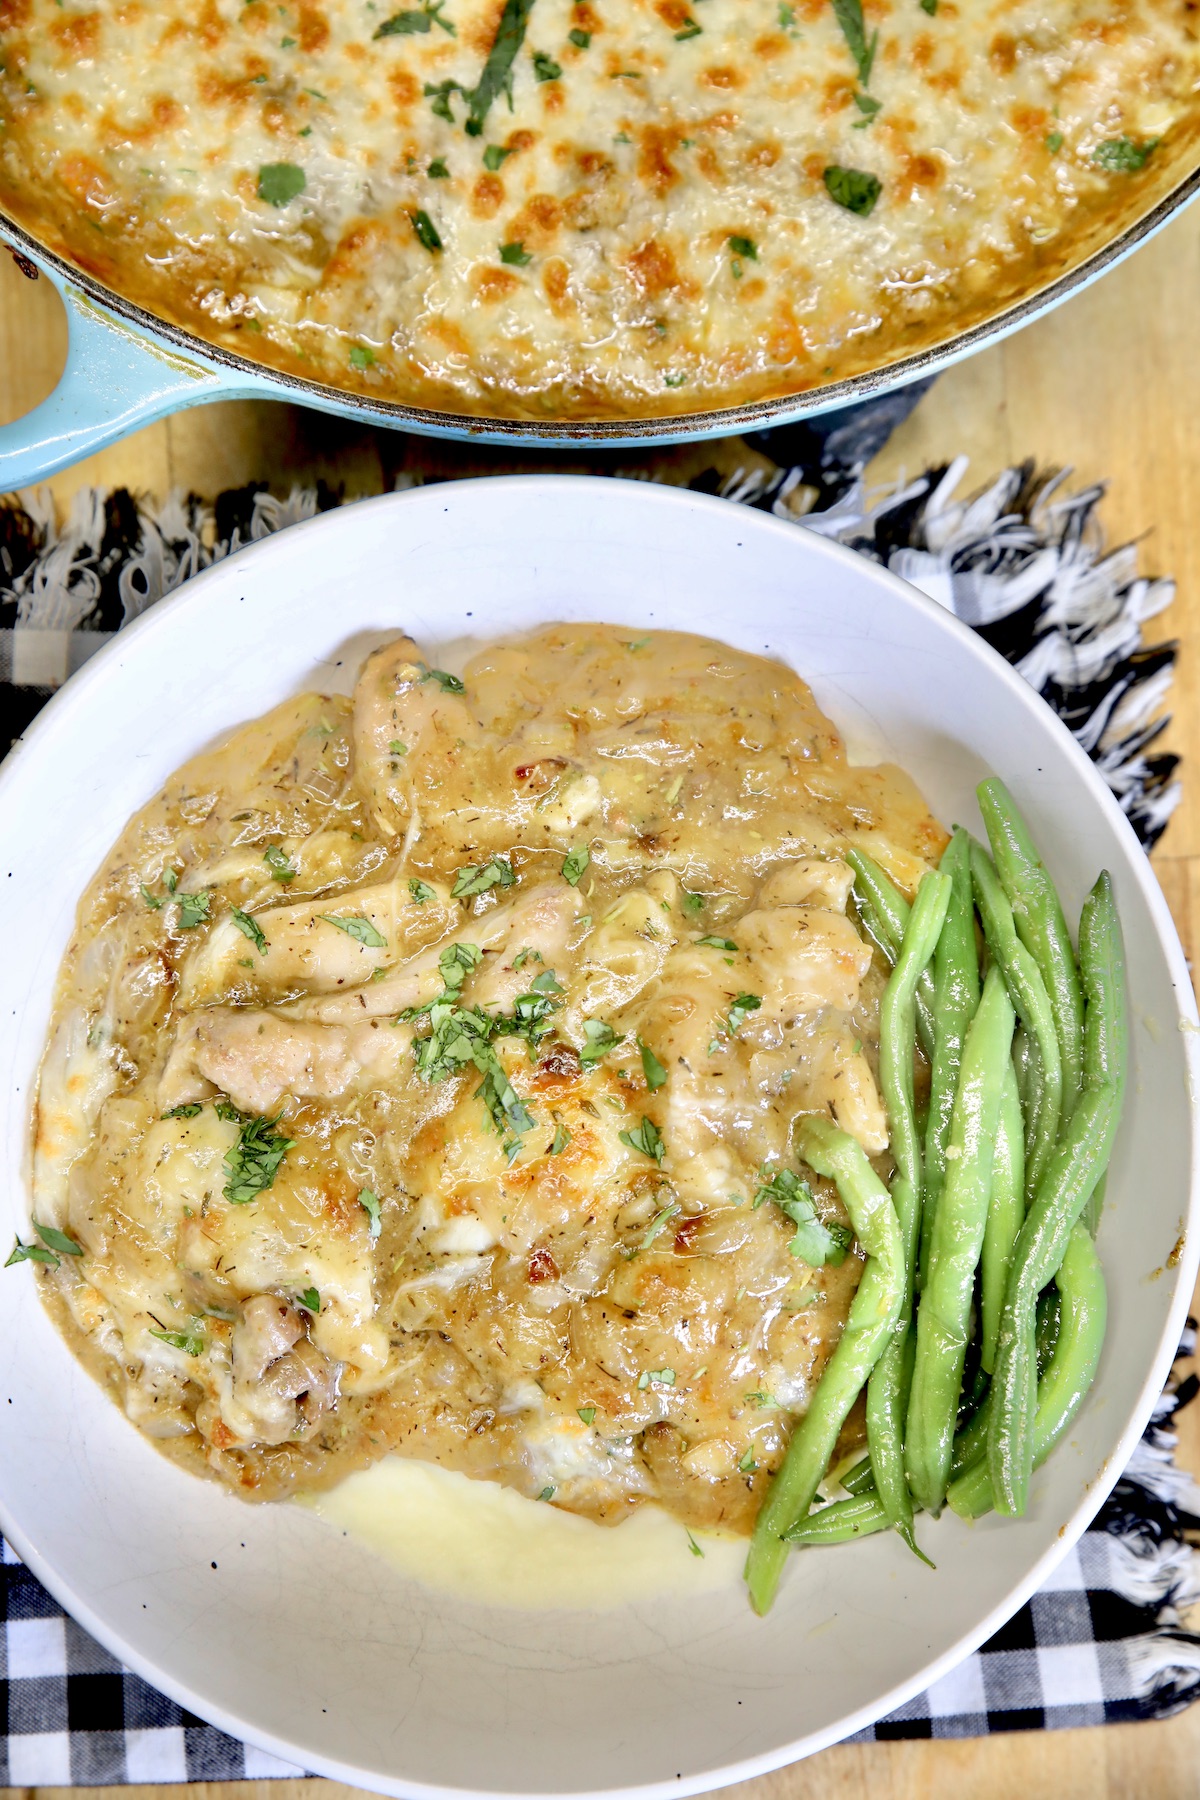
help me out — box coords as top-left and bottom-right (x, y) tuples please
(0, 0), (1196, 420)
(31, 623), (946, 1531)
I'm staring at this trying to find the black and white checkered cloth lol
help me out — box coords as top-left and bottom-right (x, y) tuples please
(0, 449), (1195, 1778)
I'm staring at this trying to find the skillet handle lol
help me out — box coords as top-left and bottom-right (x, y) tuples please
(0, 249), (261, 491)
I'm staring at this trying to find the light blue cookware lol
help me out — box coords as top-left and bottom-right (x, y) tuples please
(2, 162), (1199, 488)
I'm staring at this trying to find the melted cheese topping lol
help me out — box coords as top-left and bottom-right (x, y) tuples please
(0, 0), (1196, 419)
(32, 624), (948, 1537)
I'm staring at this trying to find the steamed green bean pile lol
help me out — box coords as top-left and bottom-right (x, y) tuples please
(744, 780), (1127, 1615)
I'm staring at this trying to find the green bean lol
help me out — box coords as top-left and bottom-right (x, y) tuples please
(919, 828), (981, 1289)
(1011, 1024), (1033, 1115)
(840, 1456), (877, 1497)
(783, 1492), (892, 1545)
(948, 1223), (1107, 1518)
(970, 841), (1062, 1201)
(845, 848), (937, 1061)
(744, 1117), (905, 1613)
(979, 1063), (1026, 1375)
(986, 871), (1126, 1515)
(949, 1390), (992, 1482)
(978, 779), (1085, 1119)
(864, 869), (951, 1551)
(905, 964), (1015, 1514)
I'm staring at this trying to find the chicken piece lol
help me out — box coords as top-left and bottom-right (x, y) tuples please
(223, 1296), (343, 1446)
(179, 876), (453, 1007)
(757, 857), (855, 912)
(738, 906), (873, 1021)
(352, 635), (474, 837)
(158, 1010), (411, 1115)
(292, 881), (581, 1025)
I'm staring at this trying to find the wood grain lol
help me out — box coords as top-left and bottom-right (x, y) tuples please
(3, 197), (1200, 1800)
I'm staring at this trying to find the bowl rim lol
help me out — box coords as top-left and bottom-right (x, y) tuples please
(1, 474), (1197, 1797)
(3, 151), (1200, 441)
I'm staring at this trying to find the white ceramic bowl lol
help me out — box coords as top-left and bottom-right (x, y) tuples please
(0, 476), (1196, 1797)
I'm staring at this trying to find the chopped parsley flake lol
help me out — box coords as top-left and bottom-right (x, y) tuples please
(537, 1485), (556, 1500)
(726, 992), (762, 1033)
(567, 27), (590, 47)
(349, 344), (375, 370)
(297, 1286), (321, 1314)
(687, 1530), (705, 1558)
(410, 209), (443, 251)
(500, 240), (532, 265)
(375, 0), (455, 34)
(257, 162), (306, 207)
(512, 947), (542, 969)
(561, 845), (590, 885)
(140, 883), (164, 910)
(6, 1235), (60, 1268)
(824, 164), (882, 215)
(483, 143), (514, 170)
(150, 1327), (204, 1355)
(452, 855), (515, 897)
(635, 1199), (680, 1253)
(663, 371), (688, 387)
(1093, 136), (1158, 173)
(420, 664), (465, 691)
(697, 935), (737, 952)
(739, 1448), (758, 1474)
(35, 1221), (83, 1257)
(673, 17), (701, 37)
(162, 1102), (203, 1119)
(463, 0), (537, 133)
(231, 906), (267, 954)
(728, 237), (757, 265)
(577, 1405), (596, 1425)
(530, 968), (563, 994)
(428, 158), (449, 177)
(852, 91), (881, 125)
(409, 878), (437, 904)
(755, 1166), (853, 1266)
(1046, 131), (1063, 153)
(919, 0), (936, 11)
(320, 913), (387, 947)
(223, 1114), (296, 1205)
(389, 739), (408, 755)
(682, 891), (705, 915)
(359, 1187), (383, 1239)
(637, 1366), (676, 1389)
(639, 1040), (668, 1090)
(580, 1018), (622, 1066)
(831, 0), (877, 86)
(550, 1122), (572, 1155)
(620, 1116), (665, 1164)
(178, 890), (211, 929)
(263, 844), (297, 882)
(532, 49), (561, 79)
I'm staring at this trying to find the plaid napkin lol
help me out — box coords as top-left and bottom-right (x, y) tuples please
(0, 450), (1196, 1780)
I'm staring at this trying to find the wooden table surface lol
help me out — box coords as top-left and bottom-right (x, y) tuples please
(4, 199), (1200, 1800)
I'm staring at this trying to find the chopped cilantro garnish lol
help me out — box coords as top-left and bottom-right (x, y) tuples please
(852, 91), (881, 125)
(375, 0), (455, 34)
(561, 845), (590, 885)
(919, 0), (936, 11)
(320, 913), (387, 948)
(410, 209), (443, 251)
(33, 1221), (83, 1257)
(739, 1448), (758, 1473)
(755, 1166), (853, 1266)
(567, 26), (590, 46)
(409, 878), (437, 904)
(532, 49), (561, 78)
(439, 941), (484, 991)
(349, 344), (375, 370)
(389, 738), (408, 754)
(263, 844), (297, 882)
(483, 143), (514, 170)
(824, 164), (882, 215)
(663, 371), (688, 387)
(257, 162), (306, 207)
(831, 0), (877, 86)
(178, 890), (211, 929)
(639, 1040), (668, 1090)
(162, 1102), (203, 1119)
(150, 1327), (204, 1355)
(428, 158), (449, 177)
(620, 1116), (665, 1165)
(230, 906), (267, 954)
(673, 17), (701, 36)
(1045, 130), (1063, 153)
(140, 883), (164, 910)
(1093, 136), (1158, 173)
(637, 1366), (675, 1389)
(359, 1187), (383, 1239)
(452, 856), (515, 897)
(214, 1098), (243, 1122)
(682, 891), (705, 915)
(729, 234), (757, 261)
(537, 1484), (556, 1500)
(530, 969), (562, 994)
(297, 1286), (321, 1314)
(577, 1405), (596, 1424)
(222, 1114), (295, 1205)
(636, 1199), (680, 1253)
(550, 1122), (571, 1155)
(579, 1018), (622, 1066)
(512, 946), (542, 969)
(500, 240), (532, 265)
(697, 935), (737, 952)
(462, 0), (536, 133)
